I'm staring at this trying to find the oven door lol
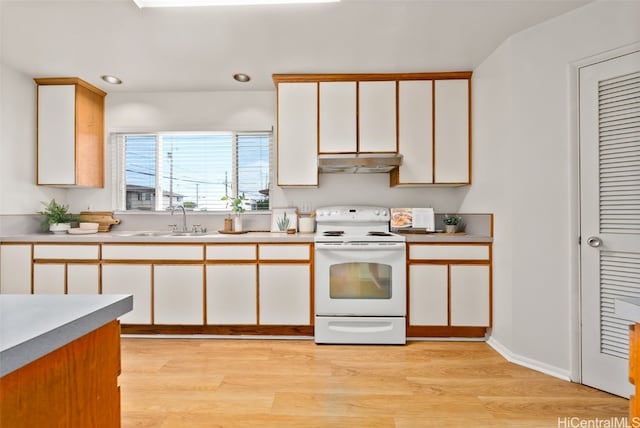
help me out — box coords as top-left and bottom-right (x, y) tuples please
(315, 242), (406, 316)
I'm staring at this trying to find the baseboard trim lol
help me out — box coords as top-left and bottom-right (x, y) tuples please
(487, 336), (572, 382)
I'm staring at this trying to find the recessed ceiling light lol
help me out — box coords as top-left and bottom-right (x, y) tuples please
(101, 75), (122, 85)
(133, 0), (339, 7)
(233, 73), (251, 83)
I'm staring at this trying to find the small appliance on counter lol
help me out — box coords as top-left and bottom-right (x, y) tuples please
(390, 207), (435, 233)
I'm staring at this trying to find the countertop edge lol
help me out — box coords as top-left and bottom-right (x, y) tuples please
(0, 294), (133, 377)
(0, 232), (493, 244)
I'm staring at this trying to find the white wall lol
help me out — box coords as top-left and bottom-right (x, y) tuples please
(66, 90), (466, 215)
(464, 39), (515, 359)
(0, 63), (66, 219)
(465, 0), (640, 378)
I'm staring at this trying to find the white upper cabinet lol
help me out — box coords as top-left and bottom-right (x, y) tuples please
(397, 80), (434, 184)
(37, 85), (76, 185)
(274, 73), (471, 187)
(35, 78), (106, 188)
(276, 82), (318, 187)
(392, 77), (471, 186)
(319, 81), (357, 153)
(434, 79), (470, 183)
(358, 81), (397, 153)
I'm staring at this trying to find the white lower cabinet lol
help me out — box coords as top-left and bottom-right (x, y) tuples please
(68, 264), (100, 294)
(408, 244), (491, 330)
(0, 244), (32, 294)
(259, 264), (310, 325)
(409, 265), (448, 326)
(450, 265), (490, 326)
(102, 264), (152, 324)
(206, 264), (257, 324)
(34, 263), (99, 294)
(154, 265), (203, 325)
(33, 264), (65, 294)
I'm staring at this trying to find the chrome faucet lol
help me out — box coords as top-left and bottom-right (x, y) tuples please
(170, 204), (188, 232)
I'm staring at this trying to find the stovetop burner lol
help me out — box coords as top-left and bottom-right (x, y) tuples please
(323, 231), (345, 236)
(368, 231), (393, 237)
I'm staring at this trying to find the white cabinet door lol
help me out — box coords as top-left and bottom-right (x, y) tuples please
(434, 79), (470, 183)
(409, 264), (448, 326)
(102, 264), (152, 324)
(259, 264), (310, 325)
(397, 80), (433, 184)
(206, 264), (257, 324)
(359, 81), (396, 152)
(37, 84), (76, 185)
(319, 81), (357, 153)
(258, 244), (310, 261)
(33, 264), (65, 294)
(0, 245), (31, 294)
(450, 265), (490, 326)
(277, 82), (318, 186)
(67, 264), (99, 294)
(154, 265), (203, 325)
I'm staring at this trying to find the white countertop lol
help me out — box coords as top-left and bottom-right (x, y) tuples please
(0, 294), (132, 377)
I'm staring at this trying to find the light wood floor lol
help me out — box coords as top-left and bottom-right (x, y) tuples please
(119, 338), (628, 427)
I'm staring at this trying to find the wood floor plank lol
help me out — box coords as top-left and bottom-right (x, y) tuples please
(119, 338), (629, 427)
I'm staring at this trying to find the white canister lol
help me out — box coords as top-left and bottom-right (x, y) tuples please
(234, 215), (243, 232)
(298, 217), (315, 233)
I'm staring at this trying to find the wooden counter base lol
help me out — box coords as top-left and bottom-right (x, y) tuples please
(120, 324), (485, 338)
(0, 320), (122, 428)
(408, 326), (487, 338)
(121, 324), (314, 336)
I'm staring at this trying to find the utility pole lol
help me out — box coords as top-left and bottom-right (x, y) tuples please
(168, 145), (174, 208)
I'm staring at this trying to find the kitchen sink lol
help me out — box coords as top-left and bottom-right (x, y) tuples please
(112, 230), (219, 237)
(133, 231), (173, 237)
(169, 231), (218, 237)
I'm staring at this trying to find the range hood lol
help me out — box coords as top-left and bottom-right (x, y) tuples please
(317, 153), (403, 174)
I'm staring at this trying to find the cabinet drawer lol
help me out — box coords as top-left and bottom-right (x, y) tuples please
(409, 244), (489, 261)
(102, 244), (202, 260)
(258, 244), (310, 261)
(34, 244), (99, 260)
(206, 244), (256, 261)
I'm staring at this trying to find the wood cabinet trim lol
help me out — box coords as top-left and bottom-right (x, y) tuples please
(273, 71), (473, 84)
(33, 77), (107, 97)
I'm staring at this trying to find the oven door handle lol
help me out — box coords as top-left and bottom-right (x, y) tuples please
(315, 243), (405, 251)
(329, 323), (394, 334)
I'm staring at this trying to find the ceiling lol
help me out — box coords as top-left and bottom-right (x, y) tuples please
(0, 0), (591, 93)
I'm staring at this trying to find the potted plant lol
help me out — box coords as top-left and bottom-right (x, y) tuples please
(443, 214), (462, 233)
(221, 193), (246, 232)
(39, 199), (77, 233)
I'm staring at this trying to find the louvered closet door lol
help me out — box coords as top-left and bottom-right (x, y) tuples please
(580, 50), (640, 397)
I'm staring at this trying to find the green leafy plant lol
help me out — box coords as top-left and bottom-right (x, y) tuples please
(39, 199), (77, 225)
(221, 193), (246, 214)
(276, 211), (290, 231)
(442, 214), (461, 226)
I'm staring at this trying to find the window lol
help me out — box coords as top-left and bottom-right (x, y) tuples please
(115, 131), (271, 212)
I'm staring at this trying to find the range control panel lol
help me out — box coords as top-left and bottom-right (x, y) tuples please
(315, 206), (390, 222)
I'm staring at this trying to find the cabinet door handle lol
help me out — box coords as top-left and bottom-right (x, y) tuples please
(587, 236), (603, 248)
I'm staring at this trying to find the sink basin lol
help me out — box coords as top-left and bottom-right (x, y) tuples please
(111, 231), (171, 237)
(136, 231), (173, 236)
(112, 230), (219, 237)
(169, 231), (218, 237)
